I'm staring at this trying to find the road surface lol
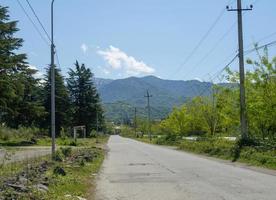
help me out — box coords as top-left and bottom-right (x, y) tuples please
(95, 135), (276, 200)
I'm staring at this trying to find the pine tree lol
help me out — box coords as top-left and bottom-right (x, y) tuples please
(43, 67), (71, 136)
(7, 67), (46, 127)
(0, 6), (26, 122)
(67, 61), (104, 134)
(0, 6), (45, 127)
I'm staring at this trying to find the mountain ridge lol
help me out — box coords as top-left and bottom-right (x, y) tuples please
(94, 76), (216, 122)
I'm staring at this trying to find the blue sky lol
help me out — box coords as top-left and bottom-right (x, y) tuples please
(2, 0), (276, 81)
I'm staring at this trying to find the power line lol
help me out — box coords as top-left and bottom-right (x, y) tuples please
(183, 0), (260, 96)
(25, 0), (51, 42)
(172, 4), (229, 77)
(25, 0), (63, 72)
(244, 40), (276, 55)
(202, 39), (276, 88)
(175, 0), (259, 82)
(16, 0), (50, 46)
(184, 21), (236, 96)
(192, 22), (236, 74)
(196, 53), (239, 97)
(55, 49), (62, 69)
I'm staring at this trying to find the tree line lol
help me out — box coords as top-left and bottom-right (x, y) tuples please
(148, 49), (276, 140)
(0, 6), (104, 137)
(127, 48), (276, 141)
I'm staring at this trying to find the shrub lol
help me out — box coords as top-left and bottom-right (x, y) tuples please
(54, 151), (63, 162)
(60, 147), (72, 157)
(155, 134), (179, 145)
(0, 126), (46, 145)
(53, 166), (66, 176)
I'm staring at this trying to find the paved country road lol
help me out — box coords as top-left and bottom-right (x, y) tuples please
(95, 135), (276, 200)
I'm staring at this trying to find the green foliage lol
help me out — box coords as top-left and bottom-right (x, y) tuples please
(120, 125), (135, 138)
(0, 126), (45, 146)
(160, 97), (208, 137)
(67, 61), (104, 135)
(155, 134), (178, 145)
(60, 147), (72, 157)
(0, 6), (45, 128)
(42, 67), (71, 136)
(178, 138), (276, 169)
(158, 50), (276, 140)
(179, 139), (234, 158)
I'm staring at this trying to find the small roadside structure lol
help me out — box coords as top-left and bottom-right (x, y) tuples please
(73, 126), (86, 141)
(114, 126), (121, 135)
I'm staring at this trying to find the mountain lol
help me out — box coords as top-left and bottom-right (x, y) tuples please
(95, 76), (216, 122)
(93, 78), (113, 88)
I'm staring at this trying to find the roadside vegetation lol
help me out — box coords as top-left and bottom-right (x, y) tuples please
(121, 48), (276, 170)
(0, 5), (109, 199)
(0, 5), (105, 142)
(0, 137), (108, 199)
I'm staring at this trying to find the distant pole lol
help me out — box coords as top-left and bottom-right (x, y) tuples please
(51, 0), (56, 158)
(227, 0), (252, 140)
(134, 107), (137, 137)
(96, 108), (99, 134)
(144, 90), (153, 141)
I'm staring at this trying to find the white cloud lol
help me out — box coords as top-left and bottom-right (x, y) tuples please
(81, 43), (88, 54)
(28, 65), (44, 80)
(97, 46), (155, 76)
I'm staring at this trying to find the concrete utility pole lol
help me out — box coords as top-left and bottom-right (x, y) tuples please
(227, 0), (252, 140)
(51, 0), (56, 158)
(144, 90), (153, 141)
(134, 107), (137, 137)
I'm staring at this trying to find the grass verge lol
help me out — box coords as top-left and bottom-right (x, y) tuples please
(0, 137), (109, 199)
(128, 135), (276, 170)
(45, 148), (104, 200)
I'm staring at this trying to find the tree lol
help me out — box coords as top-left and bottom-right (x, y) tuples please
(7, 67), (46, 127)
(216, 87), (239, 136)
(245, 48), (276, 139)
(225, 47), (276, 139)
(0, 6), (27, 122)
(43, 67), (71, 136)
(67, 61), (104, 135)
(0, 6), (45, 127)
(185, 97), (206, 135)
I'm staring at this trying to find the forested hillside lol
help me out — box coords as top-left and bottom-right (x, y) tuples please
(95, 76), (217, 122)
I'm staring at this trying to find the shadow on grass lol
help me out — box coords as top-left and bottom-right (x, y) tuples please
(0, 140), (35, 147)
(231, 138), (259, 162)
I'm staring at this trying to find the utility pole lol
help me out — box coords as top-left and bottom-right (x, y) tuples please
(227, 0), (252, 140)
(51, 0), (56, 158)
(96, 108), (99, 134)
(134, 107), (137, 137)
(144, 90), (152, 141)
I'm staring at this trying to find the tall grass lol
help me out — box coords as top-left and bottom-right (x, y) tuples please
(0, 126), (45, 146)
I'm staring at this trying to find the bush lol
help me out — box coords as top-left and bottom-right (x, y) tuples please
(0, 126), (45, 145)
(90, 130), (97, 138)
(53, 166), (66, 176)
(179, 138), (234, 159)
(178, 138), (276, 169)
(61, 147), (72, 157)
(155, 134), (179, 145)
(54, 151), (63, 162)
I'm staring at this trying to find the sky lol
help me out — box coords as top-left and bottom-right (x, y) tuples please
(2, 0), (276, 81)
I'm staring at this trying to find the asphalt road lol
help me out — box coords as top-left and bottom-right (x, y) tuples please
(95, 135), (276, 200)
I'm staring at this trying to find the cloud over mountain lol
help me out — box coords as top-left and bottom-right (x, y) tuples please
(97, 46), (155, 76)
